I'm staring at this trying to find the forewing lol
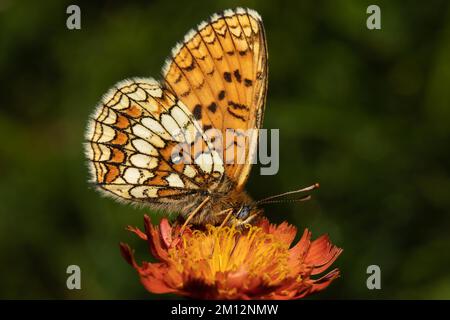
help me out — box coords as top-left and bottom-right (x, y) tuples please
(163, 7), (268, 190)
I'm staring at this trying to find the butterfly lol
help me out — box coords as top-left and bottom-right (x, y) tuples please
(85, 8), (317, 228)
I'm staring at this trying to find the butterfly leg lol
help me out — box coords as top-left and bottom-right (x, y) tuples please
(180, 196), (211, 233)
(218, 208), (234, 229)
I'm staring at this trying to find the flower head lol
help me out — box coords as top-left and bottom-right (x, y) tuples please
(120, 215), (342, 299)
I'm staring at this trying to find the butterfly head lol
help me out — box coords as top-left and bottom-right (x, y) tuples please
(232, 203), (263, 227)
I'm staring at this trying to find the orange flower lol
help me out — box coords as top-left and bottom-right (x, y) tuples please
(120, 215), (342, 299)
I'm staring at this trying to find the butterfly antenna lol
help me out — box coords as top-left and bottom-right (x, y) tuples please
(258, 195), (312, 205)
(256, 183), (319, 205)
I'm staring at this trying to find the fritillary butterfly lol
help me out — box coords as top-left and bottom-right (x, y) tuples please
(85, 8), (268, 227)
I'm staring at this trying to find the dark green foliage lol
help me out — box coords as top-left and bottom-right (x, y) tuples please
(0, 0), (449, 299)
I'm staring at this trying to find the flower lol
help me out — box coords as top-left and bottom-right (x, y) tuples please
(120, 215), (343, 299)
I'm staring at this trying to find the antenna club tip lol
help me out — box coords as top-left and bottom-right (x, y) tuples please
(314, 183), (320, 189)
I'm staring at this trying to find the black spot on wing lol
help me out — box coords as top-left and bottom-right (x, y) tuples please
(208, 102), (217, 113)
(233, 69), (242, 82)
(227, 107), (246, 121)
(223, 72), (232, 83)
(193, 104), (202, 120)
(181, 90), (191, 97)
(183, 60), (196, 71)
(228, 101), (249, 111)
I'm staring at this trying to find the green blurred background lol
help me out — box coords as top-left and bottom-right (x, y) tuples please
(1, 0), (450, 299)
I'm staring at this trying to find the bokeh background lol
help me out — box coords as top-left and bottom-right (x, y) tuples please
(1, 0), (450, 299)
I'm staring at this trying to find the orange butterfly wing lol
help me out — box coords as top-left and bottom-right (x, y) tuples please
(163, 8), (268, 190)
(85, 78), (224, 207)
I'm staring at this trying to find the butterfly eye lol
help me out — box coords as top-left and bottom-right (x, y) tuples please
(235, 206), (251, 220)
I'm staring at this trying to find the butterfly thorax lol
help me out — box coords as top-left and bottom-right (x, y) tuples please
(180, 178), (263, 227)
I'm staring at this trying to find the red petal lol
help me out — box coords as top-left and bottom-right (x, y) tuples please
(289, 229), (311, 260)
(270, 221), (297, 246)
(305, 235), (343, 275)
(119, 243), (136, 267)
(143, 215), (169, 261)
(159, 218), (173, 248)
(126, 226), (147, 240)
(139, 263), (178, 294)
(308, 268), (341, 293)
(257, 218), (270, 233)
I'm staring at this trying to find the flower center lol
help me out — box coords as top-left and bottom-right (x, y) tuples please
(168, 224), (290, 285)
